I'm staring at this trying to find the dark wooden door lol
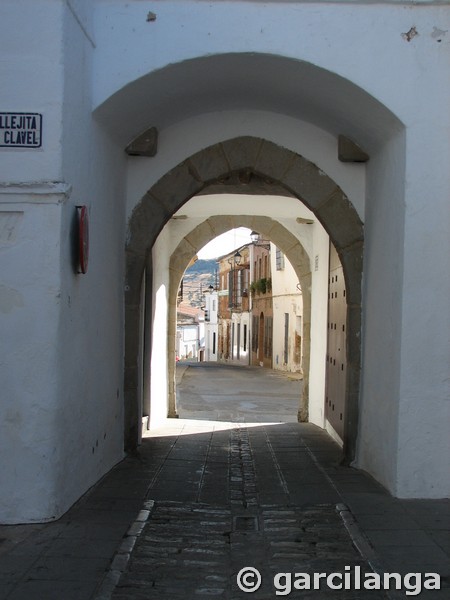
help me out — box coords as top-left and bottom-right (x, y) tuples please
(325, 244), (347, 440)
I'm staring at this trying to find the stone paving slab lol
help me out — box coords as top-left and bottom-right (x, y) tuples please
(111, 501), (387, 600)
(0, 364), (449, 600)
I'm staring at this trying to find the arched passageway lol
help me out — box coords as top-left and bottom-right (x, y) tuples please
(125, 137), (363, 463)
(168, 213), (314, 425)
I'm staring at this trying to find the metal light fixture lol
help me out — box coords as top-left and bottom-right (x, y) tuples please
(250, 231), (270, 249)
(228, 250), (242, 266)
(250, 231), (260, 244)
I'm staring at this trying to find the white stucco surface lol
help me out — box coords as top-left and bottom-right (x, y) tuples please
(93, 1), (413, 145)
(270, 247), (304, 373)
(307, 227), (331, 429)
(0, 197), (62, 521)
(0, 0), (127, 522)
(0, 1), (65, 183)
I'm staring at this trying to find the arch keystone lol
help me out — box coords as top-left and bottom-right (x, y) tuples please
(188, 145), (229, 183)
(221, 137), (263, 171)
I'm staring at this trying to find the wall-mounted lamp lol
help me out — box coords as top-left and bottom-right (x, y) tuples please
(250, 231), (270, 249)
(228, 250), (242, 267)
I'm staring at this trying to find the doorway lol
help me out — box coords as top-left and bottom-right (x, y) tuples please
(125, 137), (364, 464)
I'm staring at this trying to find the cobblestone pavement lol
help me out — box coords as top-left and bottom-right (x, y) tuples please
(109, 418), (388, 599)
(1, 365), (449, 600)
(111, 501), (386, 599)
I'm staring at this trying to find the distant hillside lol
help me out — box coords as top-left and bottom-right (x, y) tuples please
(180, 259), (217, 308)
(186, 259), (217, 276)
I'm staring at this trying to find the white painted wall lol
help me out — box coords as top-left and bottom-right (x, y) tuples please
(57, 0), (126, 517)
(92, 1), (417, 151)
(270, 246), (303, 373)
(306, 226), (330, 429)
(151, 232), (171, 424)
(0, 196), (63, 522)
(0, 0), (126, 522)
(0, 1), (65, 183)
(0, 1), (69, 522)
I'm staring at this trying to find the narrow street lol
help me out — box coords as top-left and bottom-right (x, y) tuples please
(0, 364), (448, 599)
(176, 362), (302, 422)
(106, 364), (449, 599)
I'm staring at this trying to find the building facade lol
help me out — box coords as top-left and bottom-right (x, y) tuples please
(176, 304), (204, 361)
(1, 1), (449, 522)
(250, 241), (273, 368)
(270, 245), (303, 374)
(217, 246), (251, 365)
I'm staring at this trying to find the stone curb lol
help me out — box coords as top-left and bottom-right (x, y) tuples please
(336, 503), (404, 600)
(93, 500), (155, 600)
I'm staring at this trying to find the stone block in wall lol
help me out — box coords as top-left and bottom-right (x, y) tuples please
(282, 155), (337, 210)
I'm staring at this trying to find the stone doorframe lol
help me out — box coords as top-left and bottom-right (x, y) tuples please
(168, 214), (313, 423)
(125, 137), (363, 462)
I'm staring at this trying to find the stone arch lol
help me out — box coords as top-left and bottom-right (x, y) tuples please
(168, 215), (313, 422)
(125, 136), (363, 462)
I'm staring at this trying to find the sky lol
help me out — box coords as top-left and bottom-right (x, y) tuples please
(197, 227), (253, 260)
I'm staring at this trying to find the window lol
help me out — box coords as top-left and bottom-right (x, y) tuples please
(228, 271), (233, 307)
(276, 248), (285, 270)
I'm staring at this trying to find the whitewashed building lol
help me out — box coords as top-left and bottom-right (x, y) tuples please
(271, 245), (303, 374)
(176, 304), (204, 361)
(0, 0), (449, 523)
(217, 246), (251, 365)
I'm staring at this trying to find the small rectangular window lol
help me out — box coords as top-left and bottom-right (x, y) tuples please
(276, 247), (285, 270)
